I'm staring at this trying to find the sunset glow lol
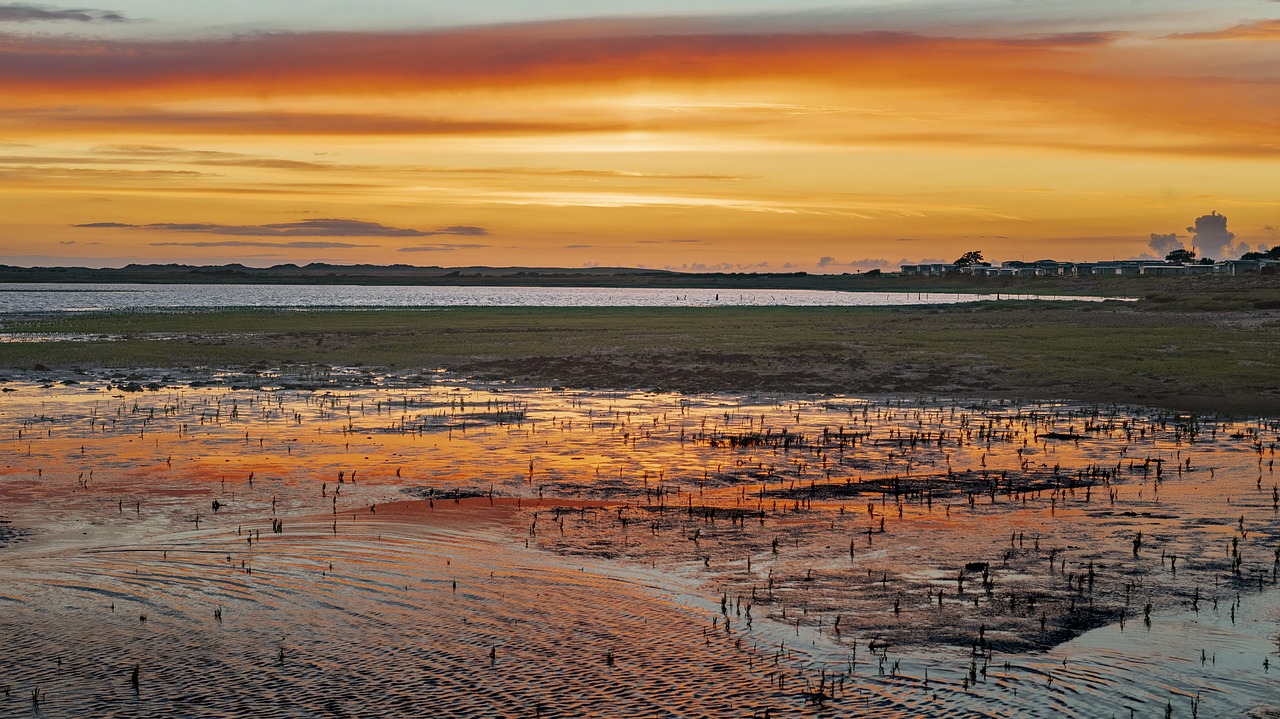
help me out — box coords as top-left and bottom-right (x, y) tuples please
(2, 1), (1278, 270)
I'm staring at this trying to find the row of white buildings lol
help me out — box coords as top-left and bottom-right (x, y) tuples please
(900, 258), (1280, 277)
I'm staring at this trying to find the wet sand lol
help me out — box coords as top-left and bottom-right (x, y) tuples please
(1, 376), (1278, 716)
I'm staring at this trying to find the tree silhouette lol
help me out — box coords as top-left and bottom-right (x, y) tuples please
(1240, 245), (1280, 261)
(1164, 248), (1196, 264)
(954, 250), (986, 267)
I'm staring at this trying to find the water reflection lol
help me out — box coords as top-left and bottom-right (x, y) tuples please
(0, 282), (1130, 312)
(0, 378), (1274, 717)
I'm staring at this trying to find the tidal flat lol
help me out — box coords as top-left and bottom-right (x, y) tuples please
(1, 373), (1278, 717)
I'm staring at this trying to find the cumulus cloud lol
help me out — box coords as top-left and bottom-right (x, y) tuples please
(1147, 232), (1184, 255)
(664, 261), (775, 272)
(1186, 211), (1235, 260)
(75, 219), (488, 238)
(0, 3), (127, 22)
(815, 256), (893, 272)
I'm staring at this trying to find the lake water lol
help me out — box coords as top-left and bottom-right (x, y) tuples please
(0, 283), (1128, 312)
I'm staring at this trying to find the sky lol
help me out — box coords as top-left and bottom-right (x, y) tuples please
(1, 1), (1278, 271)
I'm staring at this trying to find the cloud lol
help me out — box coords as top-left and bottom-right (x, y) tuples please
(815, 256), (893, 272)
(90, 144), (335, 170)
(1186, 211), (1235, 259)
(396, 244), (489, 252)
(0, 3), (127, 23)
(0, 165), (206, 181)
(1147, 232), (1184, 255)
(664, 261), (774, 272)
(416, 166), (747, 181)
(1168, 20), (1280, 41)
(0, 21), (1123, 101)
(74, 219), (488, 238)
(0, 17), (1268, 159)
(5, 107), (623, 137)
(425, 225), (488, 236)
(146, 240), (376, 249)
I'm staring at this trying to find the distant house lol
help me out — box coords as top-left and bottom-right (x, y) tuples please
(1216, 259), (1280, 276)
(899, 257), (1275, 277)
(900, 263), (957, 276)
(1001, 260), (1060, 276)
(1140, 264), (1187, 276)
(1090, 261), (1146, 276)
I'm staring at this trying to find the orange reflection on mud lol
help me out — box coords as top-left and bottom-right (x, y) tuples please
(0, 378), (1277, 716)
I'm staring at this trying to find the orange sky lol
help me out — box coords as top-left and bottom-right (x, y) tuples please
(1, 4), (1278, 270)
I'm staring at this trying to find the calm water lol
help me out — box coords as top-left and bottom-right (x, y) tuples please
(0, 283), (1128, 312)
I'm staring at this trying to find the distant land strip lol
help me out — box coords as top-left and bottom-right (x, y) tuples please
(1, 263), (1279, 298)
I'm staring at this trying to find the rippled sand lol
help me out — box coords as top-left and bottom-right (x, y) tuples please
(1, 377), (1277, 717)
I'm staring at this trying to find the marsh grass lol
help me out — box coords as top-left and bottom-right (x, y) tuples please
(0, 302), (1277, 413)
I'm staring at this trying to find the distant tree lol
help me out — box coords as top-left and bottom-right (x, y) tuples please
(1240, 245), (1280, 261)
(954, 250), (987, 267)
(865, 268), (882, 277)
(1164, 248), (1196, 264)
(1198, 257), (1215, 265)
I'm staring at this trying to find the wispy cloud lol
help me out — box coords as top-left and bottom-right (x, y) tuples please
(423, 166), (749, 181)
(397, 243), (490, 252)
(92, 144), (336, 170)
(0, 17), (1267, 160)
(146, 240), (375, 249)
(0, 2), (128, 23)
(2, 108), (623, 136)
(0, 23), (1123, 99)
(1168, 19), (1280, 40)
(74, 219), (489, 238)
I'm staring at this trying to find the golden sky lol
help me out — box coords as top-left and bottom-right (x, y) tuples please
(1, 2), (1278, 270)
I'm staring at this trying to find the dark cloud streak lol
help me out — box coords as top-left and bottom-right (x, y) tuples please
(397, 244), (489, 252)
(0, 3), (128, 23)
(146, 240), (375, 249)
(74, 219), (489, 238)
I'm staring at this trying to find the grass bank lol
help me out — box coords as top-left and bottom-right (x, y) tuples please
(1, 301), (1277, 415)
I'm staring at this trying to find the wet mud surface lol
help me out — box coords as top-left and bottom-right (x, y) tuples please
(1, 373), (1278, 717)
